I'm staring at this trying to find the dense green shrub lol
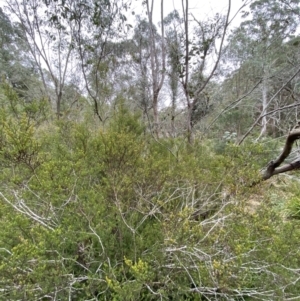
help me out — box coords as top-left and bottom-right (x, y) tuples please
(0, 94), (300, 300)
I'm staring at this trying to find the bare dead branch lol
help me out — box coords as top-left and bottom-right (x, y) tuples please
(262, 127), (300, 180)
(0, 192), (55, 230)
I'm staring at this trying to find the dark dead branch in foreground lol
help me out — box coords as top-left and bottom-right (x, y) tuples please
(262, 125), (300, 180)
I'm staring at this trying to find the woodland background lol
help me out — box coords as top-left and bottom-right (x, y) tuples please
(1, 0), (300, 300)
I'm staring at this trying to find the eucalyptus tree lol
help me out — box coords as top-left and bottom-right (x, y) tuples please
(4, 0), (80, 118)
(164, 10), (182, 136)
(72, 0), (130, 122)
(0, 8), (16, 78)
(144, 0), (166, 136)
(169, 0), (233, 143)
(226, 0), (300, 139)
(130, 17), (154, 118)
(0, 8), (41, 100)
(4, 0), (130, 120)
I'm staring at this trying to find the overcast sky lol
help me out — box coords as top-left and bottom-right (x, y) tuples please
(0, 0), (248, 29)
(130, 0), (248, 29)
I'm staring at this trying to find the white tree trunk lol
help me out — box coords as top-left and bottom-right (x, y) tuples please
(260, 78), (268, 137)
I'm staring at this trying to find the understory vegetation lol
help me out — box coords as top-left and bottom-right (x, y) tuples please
(0, 84), (300, 300)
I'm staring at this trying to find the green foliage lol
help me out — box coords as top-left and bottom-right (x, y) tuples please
(0, 81), (49, 123)
(0, 89), (300, 300)
(277, 180), (300, 219)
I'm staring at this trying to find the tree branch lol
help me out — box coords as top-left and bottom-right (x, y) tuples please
(238, 65), (300, 145)
(262, 127), (300, 180)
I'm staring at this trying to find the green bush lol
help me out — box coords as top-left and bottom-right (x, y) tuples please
(0, 96), (300, 300)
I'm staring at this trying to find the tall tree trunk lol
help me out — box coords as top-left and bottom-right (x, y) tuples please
(260, 77), (268, 137)
(182, 0), (193, 143)
(57, 91), (62, 119)
(153, 91), (159, 136)
(187, 103), (193, 143)
(146, 0), (165, 138)
(171, 95), (176, 137)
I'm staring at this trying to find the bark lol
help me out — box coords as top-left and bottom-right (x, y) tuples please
(260, 77), (268, 137)
(187, 103), (193, 143)
(146, 0), (166, 137)
(181, 0), (192, 142)
(153, 91), (159, 134)
(262, 125), (300, 180)
(171, 94), (176, 137)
